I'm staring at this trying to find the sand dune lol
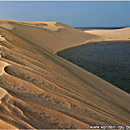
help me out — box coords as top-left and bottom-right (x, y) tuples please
(84, 28), (130, 42)
(0, 19), (130, 129)
(0, 20), (96, 52)
(0, 87), (7, 103)
(0, 61), (9, 76)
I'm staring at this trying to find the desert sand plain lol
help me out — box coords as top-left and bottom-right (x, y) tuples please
(0, 19), (130, 129)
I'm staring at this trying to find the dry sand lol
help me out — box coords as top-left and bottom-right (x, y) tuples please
(0, 19), (130, 129)
(84, 28), (130, 42)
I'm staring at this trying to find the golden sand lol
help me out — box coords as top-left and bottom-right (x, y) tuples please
(0, 19), (130, 129)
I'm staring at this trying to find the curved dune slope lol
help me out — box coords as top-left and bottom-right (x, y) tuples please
(0, 19), (97, 52)
(0, 20), (130, 129)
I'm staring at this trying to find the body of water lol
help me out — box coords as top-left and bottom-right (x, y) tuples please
(75, 27), (126, 29)
(57, 41), (130, 93)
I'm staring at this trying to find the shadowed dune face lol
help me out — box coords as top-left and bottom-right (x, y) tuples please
(0, 87), (7, 104)
(0, 61), (9, 76)
(0, 20), (130, 129)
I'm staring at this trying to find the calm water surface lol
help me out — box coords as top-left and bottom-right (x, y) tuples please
(57, 41), (130, 93)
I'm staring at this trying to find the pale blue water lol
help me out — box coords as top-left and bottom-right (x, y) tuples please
(57, 41), (130, 93)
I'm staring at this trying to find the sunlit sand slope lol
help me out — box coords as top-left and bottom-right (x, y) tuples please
(0, 20), (130, 129)
(0, 19), (97, 52)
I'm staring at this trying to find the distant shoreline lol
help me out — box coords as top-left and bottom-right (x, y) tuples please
(75, 27), (127, 29)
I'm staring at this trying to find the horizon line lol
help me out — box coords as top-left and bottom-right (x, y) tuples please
(74, 26), (130, 29)
(0, 0), (130, 1)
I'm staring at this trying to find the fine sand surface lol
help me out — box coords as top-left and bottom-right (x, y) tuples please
(0, 19), (130, 129)
(84, 28), (130, 42)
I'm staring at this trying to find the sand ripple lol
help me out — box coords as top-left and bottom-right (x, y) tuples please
(0, 20), (130, 129)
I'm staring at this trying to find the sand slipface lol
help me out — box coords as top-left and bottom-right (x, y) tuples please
(0, 19), (130, 129)
(0, 21), (14, 30)
(0, 61), (9, 103)
(0, 35), (6, 41)
(0, 119), (18, 129)
(0, 87), (7, 103)
(0, 61), (9, 76)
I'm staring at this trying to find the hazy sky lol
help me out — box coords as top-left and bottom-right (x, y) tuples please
(0, 1), (130, 27)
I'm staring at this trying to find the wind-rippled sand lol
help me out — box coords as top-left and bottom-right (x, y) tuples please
(0, 19), (130, 129)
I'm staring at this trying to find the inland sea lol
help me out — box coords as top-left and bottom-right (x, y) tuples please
(57, 41), (130, 93)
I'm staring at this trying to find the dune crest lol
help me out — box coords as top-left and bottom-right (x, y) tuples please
(0, 19), (130, 129)
(0, 19), (97, 52)
(0, 22), (14, 30)
(39, 22), (64, 31)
